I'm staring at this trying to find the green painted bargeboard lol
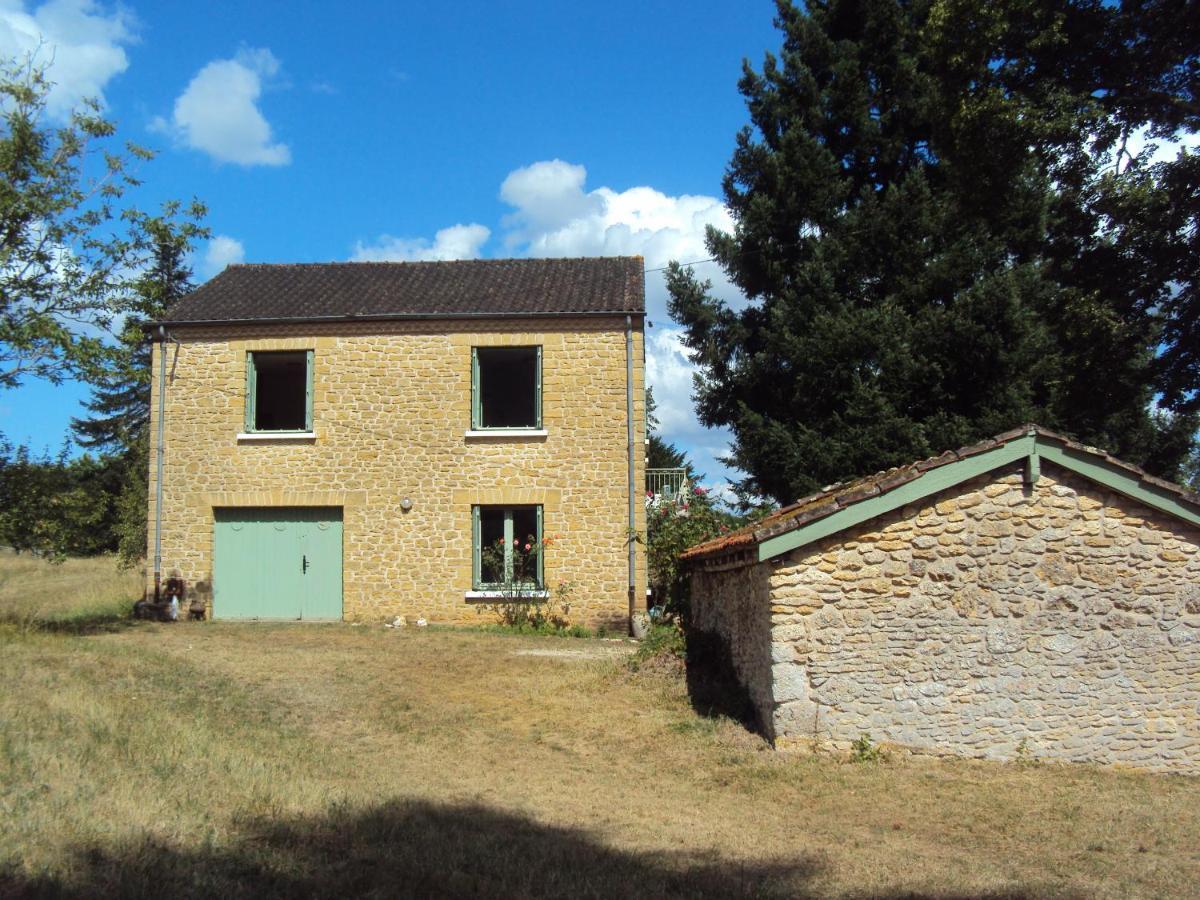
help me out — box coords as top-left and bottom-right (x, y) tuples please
(213, 507), (343, 620)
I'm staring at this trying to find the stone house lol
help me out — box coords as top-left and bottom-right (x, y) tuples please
(682, 426), (1200, 773)
(146, 257), (647, 629)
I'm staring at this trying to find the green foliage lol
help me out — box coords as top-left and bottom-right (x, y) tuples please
(645, 485), (738, 618)
(0, 57), (204, 389)
(71, 213), (204, 566)
(647, 433), (694, 476)
(1014, 737), (1040, 767)
(849, 734), (886, 764)
(476, 535), (576, 631)
(112, 432), (149, 568)
(72, 213), (204, 453)
(475, 618), (594, 639)
(0, 57), (206, 565)
(645, 389), (741, 617)
(667, 0), (1200, 504)
(0, 440), (123, 559)
(629, 622), (686, 671)
(1182, 446), (1200, 494)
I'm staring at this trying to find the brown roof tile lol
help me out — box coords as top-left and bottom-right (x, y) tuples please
(681, 424), (1200, 565)
(161, 257), (645, 324)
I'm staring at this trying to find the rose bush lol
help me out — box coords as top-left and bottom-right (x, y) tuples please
(645, 485), (738, 621)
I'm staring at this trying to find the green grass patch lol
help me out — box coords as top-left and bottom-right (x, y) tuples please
(0, 550), (141, 634)
(628, 622), (686, 671)
(469, 620), (597, 639)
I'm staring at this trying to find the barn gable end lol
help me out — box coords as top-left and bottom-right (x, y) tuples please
(687, 428), (1200, 772)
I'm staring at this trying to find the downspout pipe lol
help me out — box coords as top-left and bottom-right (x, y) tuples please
(625, 315), (636, 635)
(153, 325), (167, 601)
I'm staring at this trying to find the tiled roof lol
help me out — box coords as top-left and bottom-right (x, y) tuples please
(161, 257), (645, 324)
(681, 424), (1200, 564)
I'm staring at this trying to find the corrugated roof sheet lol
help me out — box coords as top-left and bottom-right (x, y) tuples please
(161, 256), (645, 324)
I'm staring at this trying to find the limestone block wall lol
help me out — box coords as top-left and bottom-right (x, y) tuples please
(694, 463), (1200, 772)
(146, 317), (646, 627)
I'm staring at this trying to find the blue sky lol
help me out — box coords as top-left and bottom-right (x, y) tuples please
(0, 0), (782, 488)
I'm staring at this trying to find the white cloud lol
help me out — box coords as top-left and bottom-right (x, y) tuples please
(499, 159), (603, 241)
(155, 47), (289, 166)
(497, 160), (735, 284)
(496, 159), (739, 324)
(495, 160), (740, 480)
(352, 160), (742, 483)
(645, 325), (737, 487)
(0, 0), (135, 118)
(199, 234), (244, 279)
(351, 223), (490, 262)
(646, 327), (701, 438)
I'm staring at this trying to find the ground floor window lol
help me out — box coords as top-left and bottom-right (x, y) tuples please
(473, 505), (543, 589)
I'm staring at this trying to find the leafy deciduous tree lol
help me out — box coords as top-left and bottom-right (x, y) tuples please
(0, 55), (207, 562)
(0, 57), (163, 388)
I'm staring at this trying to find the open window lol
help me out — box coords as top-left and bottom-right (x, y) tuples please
(245, 350), (313, 433)
(471, 346), (541, 430)
(472, 505), (543, 589)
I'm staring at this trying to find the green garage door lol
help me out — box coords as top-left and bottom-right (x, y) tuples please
(213, 507), (343, 620)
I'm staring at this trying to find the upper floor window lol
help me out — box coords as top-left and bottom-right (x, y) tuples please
(245, 350), (313, 433)
(471, 346), (541, 430)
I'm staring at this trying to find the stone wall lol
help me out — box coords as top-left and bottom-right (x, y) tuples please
(146, 317), (646, 627)
(696, 463), (1200, 772)
(690, 559), (774, 731)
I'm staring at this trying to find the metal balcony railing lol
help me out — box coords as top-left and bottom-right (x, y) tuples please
(646, 468), (689, 502)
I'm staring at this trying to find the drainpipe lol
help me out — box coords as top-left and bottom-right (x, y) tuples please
(153, 325), (167, 601)
(625, 315), (636, 635)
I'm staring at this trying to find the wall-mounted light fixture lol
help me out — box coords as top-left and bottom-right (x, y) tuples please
(400, 497), (414, 512)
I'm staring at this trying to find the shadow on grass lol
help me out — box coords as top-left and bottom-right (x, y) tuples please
(684, 628), (762, 732)
(2, 798), (820, 899)
(0, 797), (1072, 899)
(0, 604), (138, 636)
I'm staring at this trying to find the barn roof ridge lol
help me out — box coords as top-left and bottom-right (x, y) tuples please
(682, 425), (1200, 567)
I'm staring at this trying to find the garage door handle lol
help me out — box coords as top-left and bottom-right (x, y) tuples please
(302, 554), (309, 574)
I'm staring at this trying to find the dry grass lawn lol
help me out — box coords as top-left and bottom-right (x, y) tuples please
(1, 556), (1198, 898)
(0, 549), (141, 629)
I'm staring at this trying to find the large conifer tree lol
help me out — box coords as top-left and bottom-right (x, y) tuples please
(71, 211), (205, 562)
(668, 0), (1199, 504)
(71, 219), (197, 453)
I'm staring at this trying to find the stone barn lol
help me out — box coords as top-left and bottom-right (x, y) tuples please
(682, 426), (1200, 773)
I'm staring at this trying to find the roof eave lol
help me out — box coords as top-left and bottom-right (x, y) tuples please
(753, 434), (1039, 563)
(146, 309), (646, 332)
(684, 429), (1200, 567)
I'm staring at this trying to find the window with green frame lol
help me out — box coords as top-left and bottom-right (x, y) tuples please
(245, 350), (314, 432)
(472, 505), (543, 589)
(471, 346), (542, 429)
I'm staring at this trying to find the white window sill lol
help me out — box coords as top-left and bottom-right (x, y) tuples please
(465, 590), (549, 601)
(236, 432), (317, 441)
(464, 429), (548, 439)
